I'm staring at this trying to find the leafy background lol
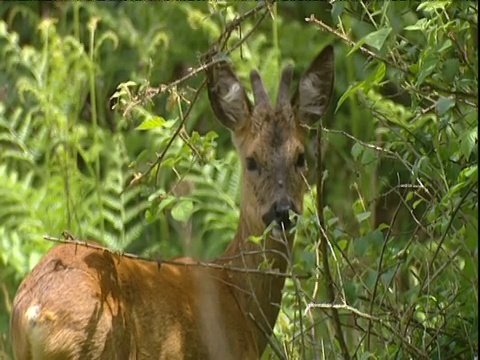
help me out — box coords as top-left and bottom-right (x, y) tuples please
(0, 2), (477, 359)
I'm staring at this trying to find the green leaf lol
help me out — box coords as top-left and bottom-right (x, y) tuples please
(136, 116), (166, 130)
(344, 281), (358, 304)
(442, 58), (460, 82)
(404, 18), (429, 31)
(156, 195), (176, 213)
(349, 28), (391, 55)
(360, 351), (378, 360)
(464, 222), (478, 252)
(248, 234), (263, 245)
(377, 223), (390, 232)
(147, 188), (166, 202)
(336, 63), (385, 113)
(120, 80), (137, 87)
(351, 142), (363, 161)
(459, 127), (478, 159)
(366, 62), (386, 85)
(446, 165), (477, 198)
(356, 211), (371, 224)
(418, 52), (439, 85)
(353, 231), (384, 256)
(337, 239), (349, 251)
(171, 199), (194, 223)
(363, 28), (392, 51)
(436, 97), (455, 115)
(380, 268), (396, 287)
(353, 234), (369, 256)
(335, 81), (364, 113)
(361, 147), (377, 167)
(161, 157), (177, 169)
(413, 199), (424, 210)
(436, 39), (452, 53)
(331, 2), (347, 21)
(145, 209), (156, 224)
(417, 0), (451, 12)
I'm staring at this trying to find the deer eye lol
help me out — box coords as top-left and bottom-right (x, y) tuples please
(246, 157), (259, 172)
(295, 153), (306, 168)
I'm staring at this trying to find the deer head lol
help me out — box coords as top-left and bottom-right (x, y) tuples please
(207, 46), (334, 237)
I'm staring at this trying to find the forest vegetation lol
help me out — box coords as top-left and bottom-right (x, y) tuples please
(0, 2), (477, 359)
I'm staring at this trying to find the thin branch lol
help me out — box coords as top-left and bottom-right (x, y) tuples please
(248, 313), (287, 360)
(122, 1), (272, 116)
(44, 234), (310, 279)
(305, 303), (429, 359)
(123, 80), (206, 193)
(306, 15), (477, 102)
(316, 124), (350, 359)
(366, 196), (402, 350)
(122, 3), (272, 191)
(152, 82), (205, 184)
(305, 302), (379, 322)
(426, 180), (477, 279)
(447, 30), (478, 81)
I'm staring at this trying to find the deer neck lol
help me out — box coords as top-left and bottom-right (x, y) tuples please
(216, 210), (294, 353)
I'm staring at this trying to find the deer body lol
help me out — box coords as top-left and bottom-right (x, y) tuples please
(11, 46), (334, 359)
(11, 244), (257, 359)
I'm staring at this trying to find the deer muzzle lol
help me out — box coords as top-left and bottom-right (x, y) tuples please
(262, 198), (297, 230)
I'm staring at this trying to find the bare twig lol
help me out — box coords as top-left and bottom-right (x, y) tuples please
(152, 81), (205, 185)
(426, 180), (477, 280)
(44, 234), (310, 279)
(447, 31), (478, 81)
(366, 197), (401, 350)
(316, 124), (350, 359)
(305, 302), (379, 321)
(305, 303), (429, 359)
(123, 80), (206, 193)
(122, 3), (272, 191)
(122, 2), (271, 116)
(306, 15), (477, 102)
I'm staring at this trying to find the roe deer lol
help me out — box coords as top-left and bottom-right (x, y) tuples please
(10, 46), (334, 359)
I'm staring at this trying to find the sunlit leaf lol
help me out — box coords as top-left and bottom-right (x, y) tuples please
(136, 116), (166, 130)
(363, 28), (392, 51)
(171, 199), (194, 223)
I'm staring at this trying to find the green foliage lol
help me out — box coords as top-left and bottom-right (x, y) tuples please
(280, 2), (477, 359)
(0, 1), (477, 359)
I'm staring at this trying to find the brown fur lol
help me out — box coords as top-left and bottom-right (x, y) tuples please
(10, 46), (334, 359)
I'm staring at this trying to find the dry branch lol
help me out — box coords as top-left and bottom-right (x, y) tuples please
(44, 234), (310, 279)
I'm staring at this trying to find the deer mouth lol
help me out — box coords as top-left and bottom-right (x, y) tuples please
(262, 200), (298, 231)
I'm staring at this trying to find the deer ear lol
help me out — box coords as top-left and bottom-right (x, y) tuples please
(207, 62), (252, 131)
(292, 46), (334, 125)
